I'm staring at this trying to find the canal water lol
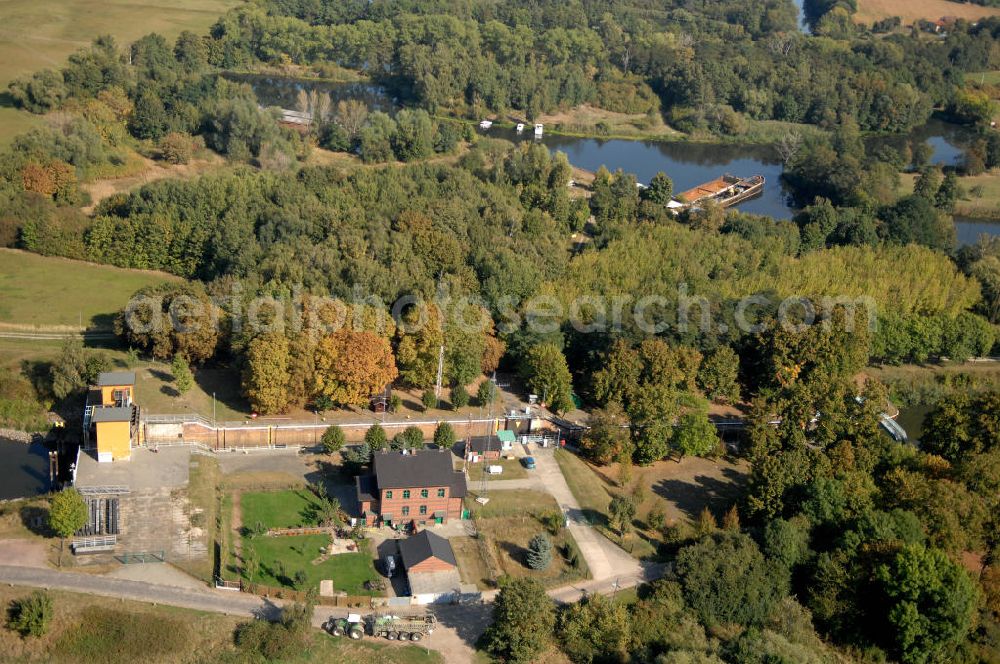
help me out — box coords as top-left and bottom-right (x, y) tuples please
(894, 404), (933, 445)
(226, 73), (394, 112)
(243, 77), (998, 243)
(0, 438), (51, 500)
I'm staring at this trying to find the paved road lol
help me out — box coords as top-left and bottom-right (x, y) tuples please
(0, 331), (116, 341)
(0, 564), (287, 620)
(530, 448), (642, 582)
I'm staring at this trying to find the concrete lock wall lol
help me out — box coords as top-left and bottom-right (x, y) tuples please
(145, 416), (551, 451)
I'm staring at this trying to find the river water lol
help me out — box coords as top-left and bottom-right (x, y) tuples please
(242, 77), (999, 244)
(0, 438), (51, 500)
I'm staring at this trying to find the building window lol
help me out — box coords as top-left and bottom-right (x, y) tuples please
(402, 506), (409, 516)
(419, 505), (427, 515)
(402, 490), (410, 499)
(385, 490), (392, 499)
(437, 489), (446, 498)
(420, 489), (429, 498)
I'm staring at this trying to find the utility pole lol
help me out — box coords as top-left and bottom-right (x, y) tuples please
(480, 398), (495, 498)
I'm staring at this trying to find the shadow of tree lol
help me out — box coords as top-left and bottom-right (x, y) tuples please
(160, 385), (180, 398)
(430, 602), (493, 652)
(19, 504), (52, 537)
(652, 472), (746, 521)
(497, 540), (529, 569)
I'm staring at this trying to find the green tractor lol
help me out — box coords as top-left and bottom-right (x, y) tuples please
(323, 613), (365, 640)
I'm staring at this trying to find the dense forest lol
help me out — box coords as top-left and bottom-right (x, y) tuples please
(1, 0), (999, 662)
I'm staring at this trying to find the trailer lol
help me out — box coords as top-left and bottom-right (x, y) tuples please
(369, 614), (436, 641)
(324, 613), (436, 642)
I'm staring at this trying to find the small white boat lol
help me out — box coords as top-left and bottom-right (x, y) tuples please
(534, 123), (544, 137)
(479, 120), (493, 130)
(515, 123), (525, 134)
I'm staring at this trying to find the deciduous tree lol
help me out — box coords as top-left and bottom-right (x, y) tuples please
(313, 330), (397, 407)
(483, 577), (555, 664)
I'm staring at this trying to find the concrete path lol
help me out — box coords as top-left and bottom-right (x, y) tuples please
(531, 449), (641, 583)
(103, 563), (208, 591)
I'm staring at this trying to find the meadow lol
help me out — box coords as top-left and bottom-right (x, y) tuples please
(0, 586), (441, 663)
(855, 0), (1000, 24)
(0, 249), (179, 329)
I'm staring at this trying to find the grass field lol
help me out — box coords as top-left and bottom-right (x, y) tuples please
(464, 489), (589, 588)
(0, 586), (441, 663)
(0, 249), (179, 329)
(554, 448), (748, 560)
(241, 489), (324, 531)
(0, 336), (250, 422)
(855, 0), (1000, 24)
(451, 535), (494, 590)
(0, 0), (242, 145)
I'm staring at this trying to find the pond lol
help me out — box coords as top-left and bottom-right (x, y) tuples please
(0, 438), (51, 501)
(240, 77), (997, 244)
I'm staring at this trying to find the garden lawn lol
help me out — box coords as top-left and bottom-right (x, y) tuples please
(240, 489), (323, 531)
(245, 534), (379, 595)
(464, 457), (529, 482)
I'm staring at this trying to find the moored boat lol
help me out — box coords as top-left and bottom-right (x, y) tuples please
(671, 174), (765, 211)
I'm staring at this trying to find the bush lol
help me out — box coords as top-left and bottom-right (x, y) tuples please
(364, 423), (387, 451)
(421, 389), (437, 410)
(393, 425), (424, 450)
(434, 422), (455, 448)
(450, 383), (470, 409)
(321, 425), (345, 454)
(158, 132), (194, 164)
(8, 591), (53, 637)
(389, 394), (402, 412)
(647, 502), (666, 531)
(477, 380), (499, 406)
(171, 356), (193, 395)
(235, 619), (304, 661)
(539, 510), (564, 535)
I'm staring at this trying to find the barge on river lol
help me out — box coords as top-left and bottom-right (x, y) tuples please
(668, 174), (765, 212)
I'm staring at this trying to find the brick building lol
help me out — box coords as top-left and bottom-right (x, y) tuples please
(356, 449), (467, 527)
(399, 530), (457, 574)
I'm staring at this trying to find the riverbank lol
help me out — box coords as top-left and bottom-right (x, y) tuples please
(897, 170), (1000, 221)
(0, 429), (44, 444)
(438, 112), (828, 147)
